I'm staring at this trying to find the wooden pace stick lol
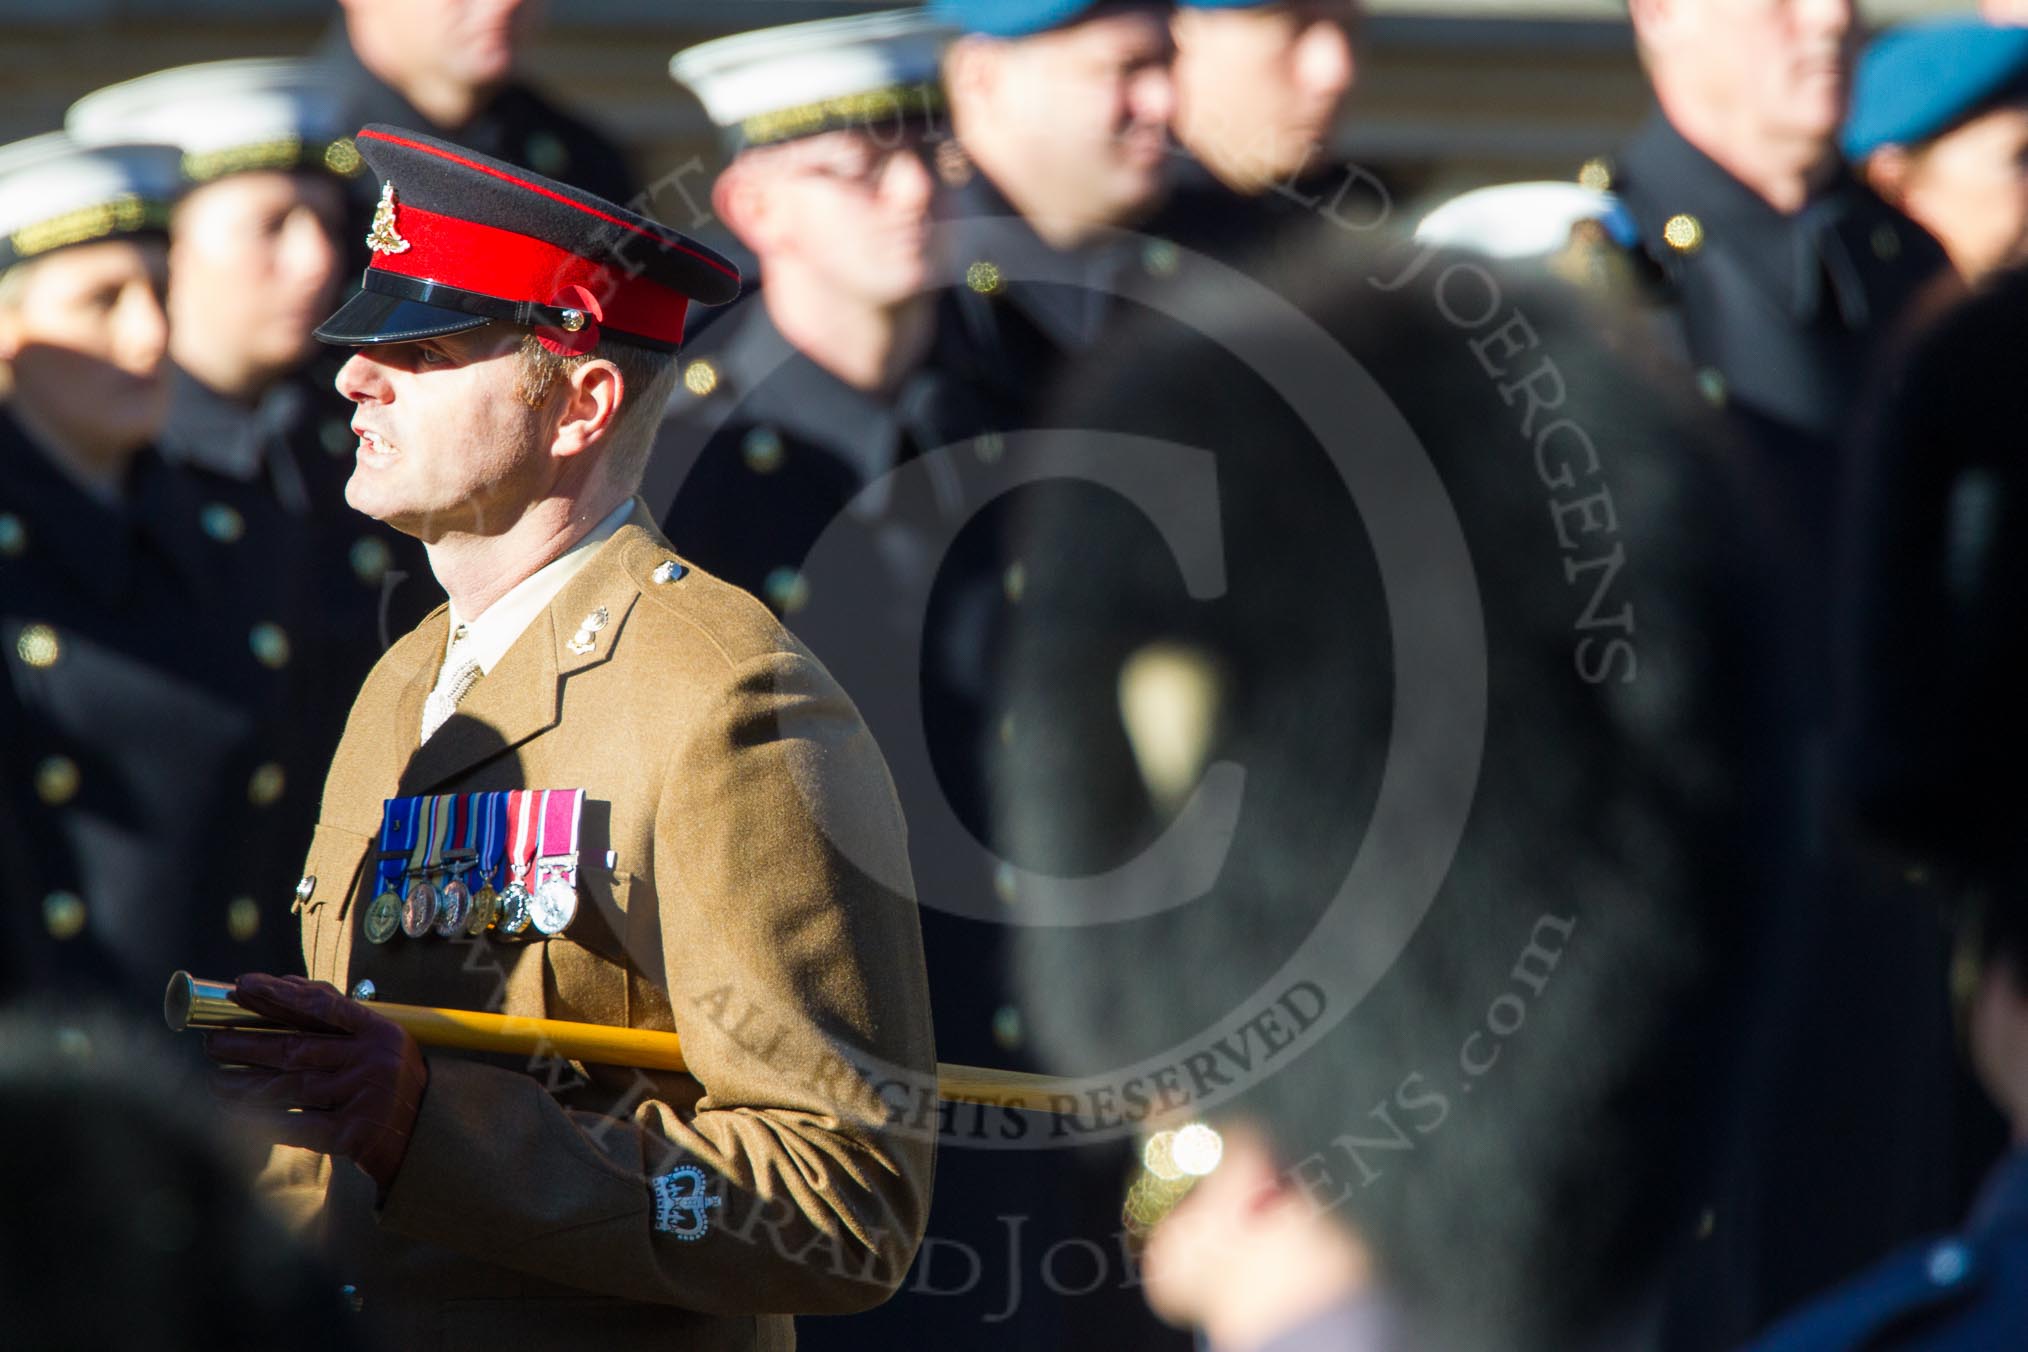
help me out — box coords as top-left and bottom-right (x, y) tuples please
(167, 971), (1072, 1113)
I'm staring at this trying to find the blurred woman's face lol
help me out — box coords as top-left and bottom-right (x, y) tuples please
(0, 238), (171, 459)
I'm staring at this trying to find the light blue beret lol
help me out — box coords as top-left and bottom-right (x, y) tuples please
(932, 0), (1169, 39)
(1846, 19), (2028, 159)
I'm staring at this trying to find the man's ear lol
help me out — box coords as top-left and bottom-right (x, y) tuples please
(551, 357), (623, 461)
(1863, 145), (1913, 207)
(1625, 0), (1673, 45)
(944, 35), (998, 111)
(712, 162), (770, 256)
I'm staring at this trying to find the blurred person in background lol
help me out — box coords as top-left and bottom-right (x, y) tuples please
(1422, 0), (1968, 1340)
(935, 0), (1178, 387)
(69, 59), (434, 767)
(994, 226), (1780, 1350)
(1760, 260), (2028, 1344)
(316, 0), (634, 269)
(1846, 19), (2028, 286)
(0, 1014), (359, 1350)
(0, 134), (304, 1009)
(1155, 0), (1365, 262)
(657, 15), (1162, 1347)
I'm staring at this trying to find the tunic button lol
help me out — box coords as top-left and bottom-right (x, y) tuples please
(250, 762), (287, 806)
(1925, 1240), (1970, 1286)
(295, 875), (317, 902)
(201, 502), (245, 543)
(1662, 213), (1704, 253)
(35, 755), (80, 805)
(339, 1283), (364, 1313)
(966, 260), (1003, 295)
(16, 623), (60, 668)
(227, 898), (260, 942)
(763, 566), (810, 615)
(651, 559), (686, 585)
(44, 891), (86, 940)
(249, 622), (292, 669)
(350, 536), (391, 586)
(683, 359), (719, 397)
(1695, 367), (1728, 409)
(350, 979), (377, 1002)
(0, 512), (26, 557)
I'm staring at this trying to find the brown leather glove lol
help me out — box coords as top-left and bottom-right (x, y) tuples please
(205, 972), (429, 1195)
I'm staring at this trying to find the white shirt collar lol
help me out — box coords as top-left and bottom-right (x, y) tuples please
(442, 498), (635, 677)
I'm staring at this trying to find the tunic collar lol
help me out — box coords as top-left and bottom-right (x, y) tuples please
(442, 496), (635, 677)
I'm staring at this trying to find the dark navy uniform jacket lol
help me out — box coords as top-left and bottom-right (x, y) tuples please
(0, 410), (312, 1008)
(1597, 112), (1982, 1352)
(1608, 111), (1950, 575)
(1744, 1150), (2028, 1352)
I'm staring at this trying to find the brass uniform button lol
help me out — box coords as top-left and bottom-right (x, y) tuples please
(201, 502), (245, 543)
(684, 359), (719, 397)
(16, 623), (60, 668)
(226, 897), (261, 942)
(1003, 561), (1027, 604)
(1142, 239), (1179, 278)
(1696, 367), (1728, 408)
(44, 891), (86, 940)
(992, 1005), (1024, 1051)
(965, 260), (1003, 295)
(1663, 213), (1704, 254)
(1577, 157), (1613, 192)
(325, 138), (363, 176)
(742, 427), (786, 474)
(763, 566), (810, 615)
(350, 536), (391, 586)
(34, 755), (79, 805)
(248, 762), (286, 806)
(0, 512), (26, 557)
(250, 622), (291, 669)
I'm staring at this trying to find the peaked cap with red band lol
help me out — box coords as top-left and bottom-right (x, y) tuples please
(314, 124), (739, 354)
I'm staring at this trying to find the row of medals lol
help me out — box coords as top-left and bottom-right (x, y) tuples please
(363, 858), (577, 945)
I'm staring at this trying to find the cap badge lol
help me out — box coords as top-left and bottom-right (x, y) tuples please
(366, 182), (412, 255)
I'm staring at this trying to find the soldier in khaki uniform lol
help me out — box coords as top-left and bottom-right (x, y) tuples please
(204, 124), (936, 1351)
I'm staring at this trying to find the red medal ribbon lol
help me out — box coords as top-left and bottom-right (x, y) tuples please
(536, 788), (583, 882)
(507, 788), (540, 884)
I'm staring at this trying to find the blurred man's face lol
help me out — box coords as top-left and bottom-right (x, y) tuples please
(1172, 1), (1357, 190)
(971, 8), (1177, 229)
(341, 0), (540, 92)
(170, 171), (345, 390)
(0, 239), (170, 455)
(738, 131), (939, 307)
(1634, 0), (1855, 153)
(1875, 102), (2028, 282)
(336, 326), (559, 541)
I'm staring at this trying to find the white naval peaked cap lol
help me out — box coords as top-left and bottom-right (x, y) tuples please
(66, 57), (363, 184)
(671, 8), (956, 148)
(1415, 182), (1638, 261)
(0, 131), (182, 268)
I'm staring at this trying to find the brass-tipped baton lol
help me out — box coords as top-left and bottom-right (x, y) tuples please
(167, 971), (1071, 1113)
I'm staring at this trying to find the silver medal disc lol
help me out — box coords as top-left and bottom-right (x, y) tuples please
(497, 881), (533, 936)
(435, 876), (473, 937)
(531, 877), (578, 935)
(401, 877), (439, 938)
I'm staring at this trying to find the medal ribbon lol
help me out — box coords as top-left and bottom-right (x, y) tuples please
(428, 793), (457, 877)
(406, 793), (440, 883)
(506, 788), (539, 883)
(476, 790), (506, 887)
(447, 791), (474, 878)
(537, 788), (584, 885)
(376, 797), (421, 895)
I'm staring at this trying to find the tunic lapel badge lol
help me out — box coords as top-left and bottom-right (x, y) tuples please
(366, 181), (411, 254)
(566, 606), (611, 656)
